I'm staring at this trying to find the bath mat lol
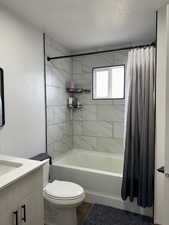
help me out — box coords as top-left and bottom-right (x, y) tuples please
(83, 204), (153, 225)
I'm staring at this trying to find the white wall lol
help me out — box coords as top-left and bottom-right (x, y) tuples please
(0, 5), (45, 158)
(163, 4), (169, 225)
(154, 5), (167, 224)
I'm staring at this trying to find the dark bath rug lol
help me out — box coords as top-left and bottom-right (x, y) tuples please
(82, 204), (153, 225)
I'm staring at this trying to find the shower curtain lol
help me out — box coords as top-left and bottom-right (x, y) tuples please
(121, 46), (155, 207)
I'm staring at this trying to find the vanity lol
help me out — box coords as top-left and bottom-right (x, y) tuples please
(0, 154), (44, 225)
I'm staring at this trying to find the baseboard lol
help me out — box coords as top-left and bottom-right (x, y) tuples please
(85, 189), (153, 217)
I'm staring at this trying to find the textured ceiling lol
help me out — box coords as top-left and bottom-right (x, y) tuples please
(0, 0), (168, 51)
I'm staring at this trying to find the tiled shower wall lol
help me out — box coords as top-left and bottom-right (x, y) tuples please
(72, 51), (128, 154)
(46, 36), (73, 160)
(46, 40), (128, 157)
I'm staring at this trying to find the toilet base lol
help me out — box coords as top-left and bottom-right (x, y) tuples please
(44, 199), (78, 225)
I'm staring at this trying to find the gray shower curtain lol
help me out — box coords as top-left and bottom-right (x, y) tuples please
(121, 47), (155, 207)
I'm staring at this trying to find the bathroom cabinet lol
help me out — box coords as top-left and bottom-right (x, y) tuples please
(0, 167), (44, 225)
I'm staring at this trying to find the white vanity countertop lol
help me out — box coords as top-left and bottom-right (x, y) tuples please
(0, 154), (44, 191)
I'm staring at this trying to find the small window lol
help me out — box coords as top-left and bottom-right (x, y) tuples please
(92, 65), (125, 99)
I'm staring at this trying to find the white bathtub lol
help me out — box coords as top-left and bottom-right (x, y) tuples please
(52, 149), (152, 216)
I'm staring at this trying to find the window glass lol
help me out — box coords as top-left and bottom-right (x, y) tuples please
(95, 70), (109, 98)
(93, 65), (125, 99)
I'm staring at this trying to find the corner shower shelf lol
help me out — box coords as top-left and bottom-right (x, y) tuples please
(66, 88), (90, 112)
(66, 88), (90, 94)
(67, 104), (83, 110)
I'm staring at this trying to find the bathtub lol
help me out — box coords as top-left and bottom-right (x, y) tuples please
(52, 149), (152, 216)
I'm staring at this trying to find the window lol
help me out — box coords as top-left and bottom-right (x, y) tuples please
(92, 65), (125, 99)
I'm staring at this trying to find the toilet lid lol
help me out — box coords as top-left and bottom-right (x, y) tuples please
(44, 180), (84, 200)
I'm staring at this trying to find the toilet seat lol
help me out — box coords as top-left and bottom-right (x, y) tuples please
(43, 180), (85, 205)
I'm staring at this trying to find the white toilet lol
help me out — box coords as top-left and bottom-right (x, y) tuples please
(42, 159), (85, 225)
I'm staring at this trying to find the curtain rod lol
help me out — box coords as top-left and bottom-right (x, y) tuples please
(47, 42), (155, 61)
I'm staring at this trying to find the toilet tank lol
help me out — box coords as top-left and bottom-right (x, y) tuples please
(43, 159), (50, 187)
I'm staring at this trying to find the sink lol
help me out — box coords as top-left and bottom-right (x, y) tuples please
(0, 160), (22, 176)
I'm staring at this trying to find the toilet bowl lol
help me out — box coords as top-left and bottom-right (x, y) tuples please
(42, 159), (85, 225)
(44, 180), (85, 205)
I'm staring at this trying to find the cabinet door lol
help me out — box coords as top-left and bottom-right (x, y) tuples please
(4, 207), (20, 225)
(19, 193), (43, 225)
(19, 195), (31, 225)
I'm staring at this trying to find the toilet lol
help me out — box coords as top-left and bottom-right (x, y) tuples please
(42, 159), (85, 225)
